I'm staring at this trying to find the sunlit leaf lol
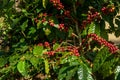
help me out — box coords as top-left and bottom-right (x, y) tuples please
(44, 59), (49, 74)
(33, 46), (44, 56)
(88, 22), (95, 34)
(17, 60), (28, 76)
(53, 43), (60, 50)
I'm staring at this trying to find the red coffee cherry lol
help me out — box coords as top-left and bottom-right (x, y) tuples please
(44, 41), (50, 48)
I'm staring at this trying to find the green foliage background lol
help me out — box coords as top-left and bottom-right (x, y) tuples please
(0, 0), (120, 80)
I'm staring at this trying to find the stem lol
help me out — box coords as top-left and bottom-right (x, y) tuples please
(73, 4), (82, 46)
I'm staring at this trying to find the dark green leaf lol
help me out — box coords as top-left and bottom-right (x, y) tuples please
(115, 29), (120, 37)
(20, 20), (28, 31)
(0, 57), (7, 68)
(58, 66), (77, 80)
(93, 47), (110, 72)
(95, 23), (100, 36)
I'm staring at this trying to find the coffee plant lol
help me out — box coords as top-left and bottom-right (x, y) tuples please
(0, 0), (120, 80)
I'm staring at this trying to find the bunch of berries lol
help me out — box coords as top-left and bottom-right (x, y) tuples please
(87, 33), (119, 54)
(101, 5), (115, 14)
(81, 8), (101, 29)
(44, 46), (80, 56)
(34, 13), (67, 31)
(50, 0), (64, 10)
(55, 46), (80, 56)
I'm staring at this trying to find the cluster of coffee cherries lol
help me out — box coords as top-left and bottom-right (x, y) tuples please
(50, 0), (70, 17)
(50, 0), (64, 10)
(101, 5), (115, 14)
(48, 46), (80, 56)
(87, 33), (119, 54)
(55, 46), (80, 56)
(38, 42), (80, 56)
(81, 8), (101, 29)
(34, 13), (67, 31)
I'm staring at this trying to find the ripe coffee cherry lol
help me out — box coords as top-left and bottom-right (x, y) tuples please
(44, 42), (50, 48)
(58, 23), (64, 30)
(64, 10), (70, 17)
(101, 7), (108, 14)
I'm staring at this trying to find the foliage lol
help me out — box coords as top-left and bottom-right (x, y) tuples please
(0, 0), (120, 79)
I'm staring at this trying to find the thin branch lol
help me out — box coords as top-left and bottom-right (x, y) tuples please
(73, 4), (82, 46)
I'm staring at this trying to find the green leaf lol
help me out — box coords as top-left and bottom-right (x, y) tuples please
(2, 0), (9, 7)
(100, 20), (108, 40)
(95, 23), (100, 36)
(37, 21), (42, 29)
(58, 66), (77, 80)
(53, 43), (60, 50)
(66, 67), (78, 80)
(93, 47), (110, 72)
(20, 20), (28, 31)
(28, 27), (36, 35)
(43, 28), (51, 36)
(0, 57), (7, 68)
(68, 27), (73, 37)
(81, 25), (89, 36)
(60, 55), (79, 65)
(77, 63), (93, 80)
(30, 56), (40, 69)
(88, 22), (95, 34)
(17, 60), (28, 76)
(115, 66), (120, 80)
(58, 67), (67, 80)
(42, 0), (48, 8)
(9, 54), (20, 66)
(44, 59), (49, 74)
(33, 46), (44, 56)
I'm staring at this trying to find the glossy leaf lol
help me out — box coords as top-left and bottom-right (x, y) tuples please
(17, 60), (28, 76)
(115, 66), (120, 80)
(77, 63), (94, 80)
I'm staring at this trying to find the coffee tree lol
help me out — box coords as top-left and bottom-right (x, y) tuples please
(0, 0), (120, 80)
